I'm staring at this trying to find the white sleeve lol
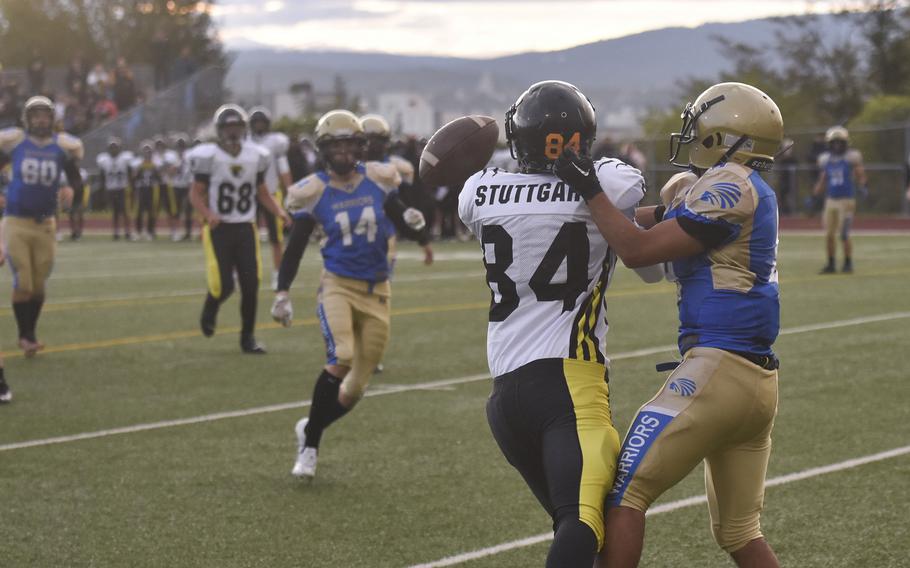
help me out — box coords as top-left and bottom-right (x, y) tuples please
(277, 155), (290, 175)
(457, 171), (484, 236)
(594, 158), (645, 211)
(189, 147), (214, 176)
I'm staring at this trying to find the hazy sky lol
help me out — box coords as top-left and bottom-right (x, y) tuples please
(214, 0), (858, 57)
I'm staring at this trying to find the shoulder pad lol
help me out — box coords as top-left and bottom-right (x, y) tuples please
(0, 128), (25, 154)
(365, 160), (402, 192)
(817, 152), (831, 167)
(189, 144), (217, 174)
(270, 132), (289, 155)
(57, 133), (84, 160)
(285, 174), (327, 215)
(846, 149), (863, 165)
(686, 166), (755, 217)
(660, 171), (699, 208)
(96, 153), (110, 167)
(390, 155), (415, 184)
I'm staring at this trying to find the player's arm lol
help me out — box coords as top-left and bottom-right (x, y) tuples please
(813, 170), (827, 197)
(61, 160), (83, 208)
(190, 177), (219, 227)
(383, 193), (433, 265)
(271, 214), (316, 326)
(556, 149), (706, 267)
(256, 178), (291, 226)
(634, 206), (663, 229)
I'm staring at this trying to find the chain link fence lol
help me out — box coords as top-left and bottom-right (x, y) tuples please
(630, 122), (910, 215)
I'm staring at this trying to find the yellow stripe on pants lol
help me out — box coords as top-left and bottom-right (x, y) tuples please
(202, 225), (221, 298)
(563, 358), (620, 550)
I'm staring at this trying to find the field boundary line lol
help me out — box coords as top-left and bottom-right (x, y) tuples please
(2, 310), (908, 451)
(406, 444), (910, 568)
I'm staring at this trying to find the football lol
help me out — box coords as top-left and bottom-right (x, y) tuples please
(419, 115), (499, 187)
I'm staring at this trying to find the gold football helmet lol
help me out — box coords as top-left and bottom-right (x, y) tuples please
(360, 114), (391, 139)
(315, 110), (364, 145)
(22, 95), (55, 138)
(825, 126), (849, 142)
(669, 82), (783, 172)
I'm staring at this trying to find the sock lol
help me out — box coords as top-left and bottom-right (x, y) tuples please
(28, 297), (44, 342)
(239, 285), (257, 337)
(844, 256), (852, 265)
(12, 302), (29, 339)
(827, 256), (835, 267)
(304, 370), (350, 449)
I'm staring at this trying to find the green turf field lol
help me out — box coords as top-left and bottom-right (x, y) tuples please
(1, 233), (908, 567)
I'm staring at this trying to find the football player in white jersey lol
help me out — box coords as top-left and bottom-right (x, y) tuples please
(171, 134), (196, 240)
(189, 104), (291, 353)
(153, 137), (184, 241)
(248, 107), (292, 289)
(96, 137), (134, 240)
(457, 81), (662, 568)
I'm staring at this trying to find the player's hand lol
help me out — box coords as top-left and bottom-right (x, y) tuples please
(422, 244), (434, 265)
(553, 148), (601, 200)
(206, 212), (221, 228)
(279, 210), (292, 228)
(271, 292), (293, 327)
(403, 207), (426, 231)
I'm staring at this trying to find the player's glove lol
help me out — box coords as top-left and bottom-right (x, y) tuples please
(270, 292), (293, 327)
(403, 207), (426, 231)
(553, 148), (602, 201)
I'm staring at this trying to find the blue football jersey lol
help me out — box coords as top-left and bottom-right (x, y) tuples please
(664, 164), (780, 357)
(819, 150), (862, 199)
(0, 129), (83, 218)
(285, 162), (403, 282)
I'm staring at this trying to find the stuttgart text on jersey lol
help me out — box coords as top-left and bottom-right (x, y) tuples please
(473, 180), (584, 207)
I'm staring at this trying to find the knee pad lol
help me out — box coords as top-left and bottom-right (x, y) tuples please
(339, 373), (366, 403)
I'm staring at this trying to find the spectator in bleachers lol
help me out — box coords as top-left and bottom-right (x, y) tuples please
(0, 80), (20, 128)
(27, 49), (46, 94)
(66, 55), (89, 95)
(151, 28), (170, 89)
(113, 60), (138, 112)
(93, 91), (118, 122)
(171, 47), (197, 83)
(87, 63), (110, 93)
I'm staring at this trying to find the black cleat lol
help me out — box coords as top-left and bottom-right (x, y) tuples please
(241, 336), (267, 354)
(200, 304), (217, 338)
(0, 376), (12, 404)
(819, 265), (836, 274)
(841, 262), (853, 274)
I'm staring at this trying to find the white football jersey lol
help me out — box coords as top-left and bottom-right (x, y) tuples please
(173, 149), (194, 188)
(249, 132), (290, 194)
(154, 149), (180, 186)
(458, 158), (645, 378)
(96, 151), (134, 191)
(190, 141), (270, 223)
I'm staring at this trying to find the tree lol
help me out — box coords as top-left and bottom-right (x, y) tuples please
(0, 0), (222, 68)
(858, 1), (910, 95)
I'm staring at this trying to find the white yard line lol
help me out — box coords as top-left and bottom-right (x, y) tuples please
(406, 444), (910, 568)
(2, 311), (908, 454)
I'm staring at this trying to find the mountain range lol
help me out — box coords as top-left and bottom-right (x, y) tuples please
(225, 14), (853, 129)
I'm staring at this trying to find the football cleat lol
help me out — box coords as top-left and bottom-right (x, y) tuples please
(841, 261), (853, 274)
(0, 376), (11, 403)
(200, 304), (217, 337)
(18, 337), (44, 359)
(240, 335), (267, 354)
(292, 418), (318, 479)
(819, 264), (836, 275)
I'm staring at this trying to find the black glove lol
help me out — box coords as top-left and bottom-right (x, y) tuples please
(553, 148), (602, 201)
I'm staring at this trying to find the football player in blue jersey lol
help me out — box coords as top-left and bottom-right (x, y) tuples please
(812, 126), (866, 273)
(272, 109), (431, 479)
(554, 83), (783, 568)
(0, 96), (83, 358)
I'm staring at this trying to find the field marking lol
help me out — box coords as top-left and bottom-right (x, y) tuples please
(406, 444), (910, 568)
(0, 301), (490, 359)
(2, 309), (907, 451)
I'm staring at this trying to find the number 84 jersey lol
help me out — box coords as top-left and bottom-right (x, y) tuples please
(189, 141), (270, 223)
(458, 161), (645, 378)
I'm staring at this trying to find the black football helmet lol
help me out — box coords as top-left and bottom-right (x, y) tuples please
(213, 104), (248, 146)
(249, 106), (272, 135)
(505, 81), (596, 173)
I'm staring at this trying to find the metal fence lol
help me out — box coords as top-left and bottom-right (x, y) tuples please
(81, 65), (228, 167)
(630, 123), (910, 215)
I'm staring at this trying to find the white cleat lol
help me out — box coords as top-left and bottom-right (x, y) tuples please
(291, 418), (318, 479)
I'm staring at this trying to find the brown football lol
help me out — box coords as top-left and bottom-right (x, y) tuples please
(419, 115), (499, 187)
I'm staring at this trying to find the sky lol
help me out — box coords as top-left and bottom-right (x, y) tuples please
(213, 0), (864, 58)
